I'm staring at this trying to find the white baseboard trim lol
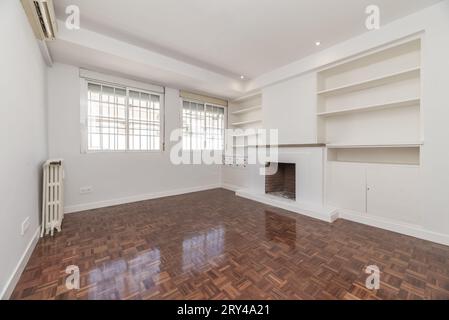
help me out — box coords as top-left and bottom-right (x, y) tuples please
(64, 184), (221, 213)
(220, 183), (242, 192)
(339, 209), (449, 246)
(0, 227), (40, 300)
(236, 189), (338, 223)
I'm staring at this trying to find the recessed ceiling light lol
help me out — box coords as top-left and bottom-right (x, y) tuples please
(240, 75), (245, 80)
(315, 41), (321, 46)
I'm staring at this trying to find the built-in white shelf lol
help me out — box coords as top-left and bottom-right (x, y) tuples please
(317, 38), (422, 150)
(327, 143), (421, 165)
(228, 92), (262, 153)
(232, 92), (261, 103)
(230, 132), (259, 137)
(327, 142), (423, 149)
(317, 98), (420, 117)
(317, 67), (420, 96)
(232, 119), (262, 126)
(231, 106), (262, 115)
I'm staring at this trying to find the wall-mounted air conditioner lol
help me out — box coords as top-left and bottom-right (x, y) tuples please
(21, 0), (58, 40)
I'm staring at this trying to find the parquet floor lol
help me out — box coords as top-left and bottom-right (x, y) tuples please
(11, 189), (449, 300)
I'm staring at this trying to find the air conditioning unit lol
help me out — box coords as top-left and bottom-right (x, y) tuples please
(21, 0), (58, 40)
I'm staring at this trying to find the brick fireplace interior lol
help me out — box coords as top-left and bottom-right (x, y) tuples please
(265, 163), (296, 200)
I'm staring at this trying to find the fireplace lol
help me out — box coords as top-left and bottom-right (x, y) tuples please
(265, 162), (296, 200)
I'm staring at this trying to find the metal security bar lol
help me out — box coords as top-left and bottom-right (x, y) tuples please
(182, 100), (225, 150)
(87, 82), (162, 151)
(87, 83), (127, 151)
(128, 90), (161, 151)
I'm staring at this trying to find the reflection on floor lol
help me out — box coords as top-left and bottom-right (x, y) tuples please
(11, 189), (449, 300)
(265, 211), (296, 249)
(266, 191), (296, 201)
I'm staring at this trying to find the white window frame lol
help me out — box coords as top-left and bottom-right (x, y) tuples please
(80, 75), (165, 153)
(181, 98), (227, 151)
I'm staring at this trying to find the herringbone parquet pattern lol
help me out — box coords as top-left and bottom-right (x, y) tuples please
(11, 189), (449, 300)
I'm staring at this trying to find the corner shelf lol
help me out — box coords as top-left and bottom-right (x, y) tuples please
(232, 119), (262, 126)
(228, 93), (262, 154)
(231, 92), (262, 103)
(317, 98), (420, 117)
(231, 106), (262, 115)
(317, 67), (420, 96)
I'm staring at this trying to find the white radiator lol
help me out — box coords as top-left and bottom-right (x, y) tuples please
(41, 159), (65, 237)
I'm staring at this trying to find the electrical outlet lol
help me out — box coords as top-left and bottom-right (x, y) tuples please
(80, 186), (93, 194)
(21, 217), (30, 236)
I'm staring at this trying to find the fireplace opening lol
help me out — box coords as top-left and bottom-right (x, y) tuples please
(265, 162), (296, 200)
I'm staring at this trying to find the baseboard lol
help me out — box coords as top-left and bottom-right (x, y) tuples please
(339, 209), (449, 246)
(0, 227), (40, 300)
(64, 184), (221, 213)
(236, 189), (338, 223)
(220, 183), (242, 192)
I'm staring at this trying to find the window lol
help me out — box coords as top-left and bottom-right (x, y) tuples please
(182, 100), (225, 150)
(128, 90), (161, 151)
(205, 105), (225, 150)
(85, 82), (162, 151)
(87, 83), (127, 151)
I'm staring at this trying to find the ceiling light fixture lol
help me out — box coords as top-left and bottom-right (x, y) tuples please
(315, 41), (321, 46)
(240, 75), (245, 80)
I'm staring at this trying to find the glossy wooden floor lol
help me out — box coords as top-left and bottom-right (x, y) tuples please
(12, 189), (449, 300)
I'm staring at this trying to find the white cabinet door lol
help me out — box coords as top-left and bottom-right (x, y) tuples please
(326, 162), (367, 212)
(367, 165), (420, 224)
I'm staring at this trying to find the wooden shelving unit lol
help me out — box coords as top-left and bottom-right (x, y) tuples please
(317, 38), (422, 165)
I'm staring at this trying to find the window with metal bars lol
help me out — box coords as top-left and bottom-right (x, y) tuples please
(86, 82), (162, 151)
(182, 100), (225, 150)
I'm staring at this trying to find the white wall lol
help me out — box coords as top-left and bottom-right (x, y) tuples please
(419, 2), (449, 236)
(47, 63), (221, 211)
(262, 73), (317, 144)
(0, 0), (48, 298)
(221, 165), (255, 191)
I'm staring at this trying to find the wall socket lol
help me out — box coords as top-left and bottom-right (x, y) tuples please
(80, 186), (93, 194)
(21, 217), (30, 236)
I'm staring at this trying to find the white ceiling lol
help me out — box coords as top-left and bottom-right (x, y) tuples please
(53, 0), (440, 79)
